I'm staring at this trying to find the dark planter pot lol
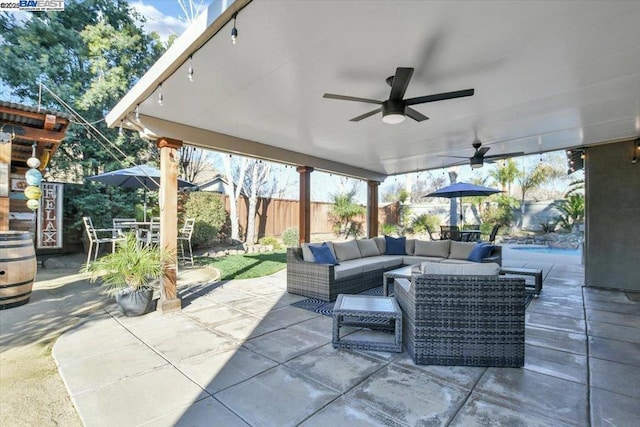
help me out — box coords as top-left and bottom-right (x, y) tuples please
(115, 288), (154, 317)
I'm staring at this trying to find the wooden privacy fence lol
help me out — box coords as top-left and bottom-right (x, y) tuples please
(222, 196), (399, 241)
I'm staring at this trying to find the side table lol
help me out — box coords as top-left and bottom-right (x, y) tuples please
(382, 265), (413, 296)
(332, 294), (403, 353)
(499, 267), (543, 295)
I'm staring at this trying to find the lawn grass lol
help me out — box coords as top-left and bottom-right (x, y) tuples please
(197, 250), (287, 280)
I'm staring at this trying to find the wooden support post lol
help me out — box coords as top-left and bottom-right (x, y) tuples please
(297, 166), (313, 244)
(367, 180), (380, 238)
(156, 137), (182, 314)
(0, 141), (11, 231)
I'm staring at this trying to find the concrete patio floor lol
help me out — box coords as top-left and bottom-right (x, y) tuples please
(51, 246), (640, 426)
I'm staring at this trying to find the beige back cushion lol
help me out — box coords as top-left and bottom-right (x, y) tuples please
(373, 237), (386, 254)
(405, 239), (415, 255)
(449, 241), (478, 260)
(333, 240), (362, 261)
(420, 261), (500, 275)
(301, 242), (336, 262)
(357, 239), (380, 257)
(414, 240), (450, 258)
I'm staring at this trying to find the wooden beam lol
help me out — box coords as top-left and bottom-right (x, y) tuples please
(133, 114), (387, 182)
(8, 125), (66, 142)
(297, 166), (313, 244)
(0, 142), (10, 231)
(0, 106), (69, 123)
(156, 137), (182, 314)
(367, 180), (380, 238)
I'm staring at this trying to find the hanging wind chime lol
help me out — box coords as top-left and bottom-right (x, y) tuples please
(24, 143), (43, 210)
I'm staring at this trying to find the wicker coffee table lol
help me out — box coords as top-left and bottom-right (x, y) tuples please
(383, 265), (414, 296)
(332, 294), (403, 353)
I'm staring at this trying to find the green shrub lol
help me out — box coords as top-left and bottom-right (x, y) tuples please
(258, 236), (281, 250)
(481, 194), (518, 227)
(281, 227), (299, 247)
(411, 214), (439, 236)
(380, 223), (397, 236)
(183, 192), (228, 248)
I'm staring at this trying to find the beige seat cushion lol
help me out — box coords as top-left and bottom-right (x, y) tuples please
(449, 241), (478, 260)
(333, 239), (362, 262)
(414, 240), (450, 258)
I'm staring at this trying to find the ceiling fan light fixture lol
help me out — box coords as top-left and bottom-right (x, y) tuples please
(470, 157), (483, 169)
(382, 101), (405, 124)
(382, 113), (405, 125)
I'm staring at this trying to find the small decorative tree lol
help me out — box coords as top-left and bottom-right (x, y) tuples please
(329, 191), (365, 239)
(554, 194), (585, 231)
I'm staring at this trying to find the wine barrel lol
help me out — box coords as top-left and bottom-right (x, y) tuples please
(0, 231), (37, 309)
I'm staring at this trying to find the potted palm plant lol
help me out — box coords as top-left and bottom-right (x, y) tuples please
(84, 233), (173, 316)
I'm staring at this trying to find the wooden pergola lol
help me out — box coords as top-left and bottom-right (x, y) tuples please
(0, 101), (70, 231)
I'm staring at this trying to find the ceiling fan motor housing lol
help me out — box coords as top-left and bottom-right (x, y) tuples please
(470, 156), (484, 169)
(382, 100), (406, 124)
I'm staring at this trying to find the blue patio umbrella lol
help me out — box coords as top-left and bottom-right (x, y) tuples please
(86, 164), (196, 221)
(425, 182), (502, 225)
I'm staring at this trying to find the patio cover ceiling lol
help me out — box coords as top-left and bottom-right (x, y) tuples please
(106, 0), (640, 182)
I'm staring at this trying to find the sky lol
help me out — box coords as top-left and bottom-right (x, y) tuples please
(128, 0), (197, 40)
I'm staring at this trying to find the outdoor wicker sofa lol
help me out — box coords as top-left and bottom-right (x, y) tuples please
(394, 268), (525, 367)
(286, 237), (502, 301)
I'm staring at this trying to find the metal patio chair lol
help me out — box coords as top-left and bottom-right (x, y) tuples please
(112, 218), (138, 236)
(83, 216), (125, 269)
(440, 225), (460, 241)
(138, 216), (160, 247)
(178, 218), (195, 266)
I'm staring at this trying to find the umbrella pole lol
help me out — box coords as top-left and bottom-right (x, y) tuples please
(143, 188), (147, 222)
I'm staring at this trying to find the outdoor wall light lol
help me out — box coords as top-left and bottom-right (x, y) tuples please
(231, 13), (238, 44)
(157, 84), (163, 106)
(187, 56), (194, 82)
(632, 138), (640, 164)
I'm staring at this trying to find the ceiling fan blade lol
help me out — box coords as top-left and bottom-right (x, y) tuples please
(405, 107), (429, 122)
(437, 155), (469, 159)
(349, 107), (382, 122)
(388, 67), (414, 101)
(323, 93), (382, 105)
(484, 151), (525, 160)
(477, 147), (491, 157)
(405, 88), (475, 105)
